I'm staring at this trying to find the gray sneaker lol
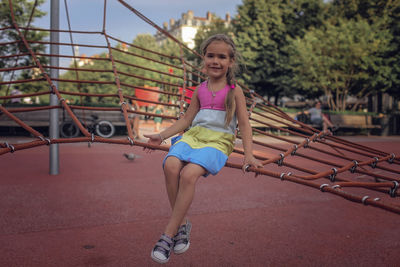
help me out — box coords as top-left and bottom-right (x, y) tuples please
(151, 234), (174, 264)
(173, 220), (192, 254)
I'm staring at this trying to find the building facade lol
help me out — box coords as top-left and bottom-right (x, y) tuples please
(155, 10), (231, 49)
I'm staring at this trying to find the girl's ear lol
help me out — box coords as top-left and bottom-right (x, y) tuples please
(229, 57), (235, 67)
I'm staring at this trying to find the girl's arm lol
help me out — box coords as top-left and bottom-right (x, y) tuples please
(144, 88), (200, 146)
(234, 86), (263, 171)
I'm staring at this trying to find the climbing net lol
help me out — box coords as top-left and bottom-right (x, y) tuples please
(0, 0), (399, 215)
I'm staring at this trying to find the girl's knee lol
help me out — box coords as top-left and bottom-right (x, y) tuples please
(164, 157), (182, 175)
(179, 167), (202, 188)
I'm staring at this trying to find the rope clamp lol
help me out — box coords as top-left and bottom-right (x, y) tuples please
(370, 157), (379, 168)
(312, 133), (318, 142)
(361, 196), (369, 205)
(350, 160), (358, 173)
(38, 136), (50, 145)
(244, 164), (251, 172)
(389, 181), (399, 198)
(304, 138), (310, 148)
(291, 145), (298, 156)
(4, 142), (15, 153)
(329, 168), (337, 182)
(388, 153), (395, 164)
(320, 184), (329, 192)
(332, 185), (341, 189)
(280, 172), (291, 181)
(127, 136), (134, 146)
(277, 153), (284, 166)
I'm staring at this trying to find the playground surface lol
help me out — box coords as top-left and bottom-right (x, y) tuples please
(0, 133), (399, 267)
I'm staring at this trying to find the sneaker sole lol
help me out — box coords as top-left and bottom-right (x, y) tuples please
(173, 241), (190, 255)
(150, 251), (169, 264)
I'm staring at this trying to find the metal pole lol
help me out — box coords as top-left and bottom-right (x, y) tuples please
(49, 0), (59, 175)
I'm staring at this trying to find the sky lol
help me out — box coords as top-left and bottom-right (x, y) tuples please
(34, 0), (243, 66)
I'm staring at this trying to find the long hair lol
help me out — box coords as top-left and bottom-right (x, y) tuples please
(200, 34), (239, 127)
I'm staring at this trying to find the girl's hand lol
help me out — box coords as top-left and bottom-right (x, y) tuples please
(242, 155), (263, 174)
(143, 133), (163, 152)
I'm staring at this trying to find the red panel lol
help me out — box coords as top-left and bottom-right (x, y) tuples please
(135, 86), (159, 107)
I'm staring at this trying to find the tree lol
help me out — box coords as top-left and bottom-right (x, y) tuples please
(290, 18), (391, 111)
(234, 0), (325, 104)
(59, 34), (182, 105)
(325, 0), (399, 109)
(0, 0), (48, 97)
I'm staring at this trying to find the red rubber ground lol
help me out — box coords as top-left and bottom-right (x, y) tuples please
(0, 135), (399, 266)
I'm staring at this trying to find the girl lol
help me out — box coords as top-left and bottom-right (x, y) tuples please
(144, 34), (262, 264)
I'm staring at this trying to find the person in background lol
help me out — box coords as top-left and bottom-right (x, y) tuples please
(153, 104), (164, 132)
(306, 101), (336, 132)
(129, 99), (140, 139)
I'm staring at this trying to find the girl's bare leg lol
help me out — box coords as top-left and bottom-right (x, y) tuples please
(164, 163), (206, 237)
(163, 157), (184, 209)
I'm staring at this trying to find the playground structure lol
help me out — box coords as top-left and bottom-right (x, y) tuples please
(0, 0), (399, 217)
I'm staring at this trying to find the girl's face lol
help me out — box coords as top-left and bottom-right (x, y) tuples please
(203, 40), (233, 80)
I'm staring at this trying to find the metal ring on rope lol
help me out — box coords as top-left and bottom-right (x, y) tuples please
(389, 181), (399, 198)
(277, 153), (284, 166)
(127, 136), (134, 146)
(361, 196), (369, 205)
(312, 133), (318, 142)
(280, 172), (292, 181)
(370, 157), (379, 169)
(350, 160), (358, 173)
(329, 168), (337, 182)
(320, 184), (329, 192)
(388, 153), (396, 164)
(304, 138), (310, 148)
(332, 185), (341, 189)
(4, 142), (15, 153)
(291, 144), (298, 156)
(244, 164), (251, 172)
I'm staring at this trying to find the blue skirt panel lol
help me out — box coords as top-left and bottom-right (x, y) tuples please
(163, 136), (228, 176)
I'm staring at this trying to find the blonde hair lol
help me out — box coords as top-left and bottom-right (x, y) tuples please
(200, 34), (239, 127)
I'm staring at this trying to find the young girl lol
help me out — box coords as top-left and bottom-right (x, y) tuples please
(144, 34), (262, 264)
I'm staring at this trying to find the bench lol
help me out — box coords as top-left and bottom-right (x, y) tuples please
(329, 114), (381, 135)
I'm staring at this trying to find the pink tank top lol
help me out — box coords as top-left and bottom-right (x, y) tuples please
(197, 81), (229, 111)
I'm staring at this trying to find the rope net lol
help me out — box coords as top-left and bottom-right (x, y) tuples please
(0, 0), (399, 215)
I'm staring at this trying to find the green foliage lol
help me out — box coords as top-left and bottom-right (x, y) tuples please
(0, 0), (48, 97)
(290, 18), (391, 111)
(59, 34), (183, 105)
(233, 0), (325, 104)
